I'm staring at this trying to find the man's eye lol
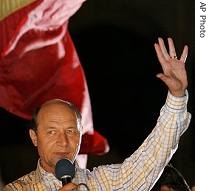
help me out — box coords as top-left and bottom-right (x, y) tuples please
(66, 129), (73, 134)
(66, 129), (77, 134)
(47, 130), (56, 135)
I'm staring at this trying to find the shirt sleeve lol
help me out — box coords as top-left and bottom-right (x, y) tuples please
(87, 90), (191, 191)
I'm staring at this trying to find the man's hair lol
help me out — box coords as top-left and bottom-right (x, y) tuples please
(30, 99), (82, 131)
(151, 164), (191, 191)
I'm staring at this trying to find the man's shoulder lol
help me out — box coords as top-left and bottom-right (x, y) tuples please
(2, 170), (37, 191)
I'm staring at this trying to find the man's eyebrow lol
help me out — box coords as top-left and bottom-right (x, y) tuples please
(67, 126), (77, 129)
(46, 126), (57, 129)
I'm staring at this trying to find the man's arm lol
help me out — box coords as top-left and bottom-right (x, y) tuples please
(84, 37), (191, 191)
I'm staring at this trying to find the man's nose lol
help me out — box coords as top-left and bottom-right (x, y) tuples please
(57, 133), (69, 147)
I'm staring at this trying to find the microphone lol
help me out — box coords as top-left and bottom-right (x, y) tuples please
(55, 158), (75, 186)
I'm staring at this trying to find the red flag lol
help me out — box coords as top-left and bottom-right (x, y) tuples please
(0, 0), (109, 155)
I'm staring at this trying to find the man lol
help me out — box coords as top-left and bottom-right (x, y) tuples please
(151, 164), (191, 191)
(3, 37), (191, 191)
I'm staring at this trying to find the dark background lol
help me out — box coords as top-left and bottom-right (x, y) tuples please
(0, 0), (195, 188)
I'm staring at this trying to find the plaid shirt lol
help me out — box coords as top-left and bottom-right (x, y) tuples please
(3, 91), (191, 191)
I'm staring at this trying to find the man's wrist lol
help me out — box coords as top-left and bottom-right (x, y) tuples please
(166, 90), (188, 112)
(169, 89), (186, 97)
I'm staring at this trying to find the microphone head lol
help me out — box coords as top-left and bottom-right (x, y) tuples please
(55, 158), (75, 181)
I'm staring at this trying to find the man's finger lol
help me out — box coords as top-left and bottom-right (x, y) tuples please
(158, 37), (170, 60)
(180, 45), (188, 63)
(168, 37), (177, 58)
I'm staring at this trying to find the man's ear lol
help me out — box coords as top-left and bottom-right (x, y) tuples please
(29, 129), (38, 146)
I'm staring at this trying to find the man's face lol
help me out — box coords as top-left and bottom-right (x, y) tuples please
(29, 102), (82, 173)
(160, 185), (175, 191)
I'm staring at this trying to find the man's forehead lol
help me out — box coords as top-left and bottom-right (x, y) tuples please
(37, 99), (75, 117)
(35, 98), (81, 121)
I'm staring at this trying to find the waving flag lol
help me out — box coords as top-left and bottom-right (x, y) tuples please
(0, 0), (109, 157)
